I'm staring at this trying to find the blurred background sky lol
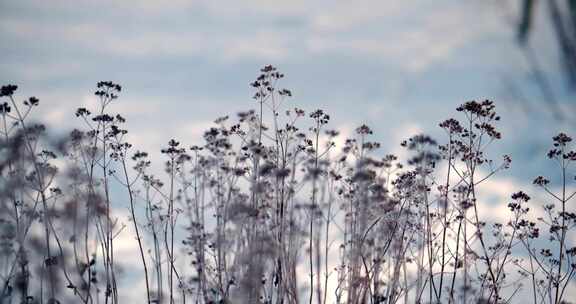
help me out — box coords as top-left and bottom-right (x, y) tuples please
(1, 0), (575, 217)
(3, 1), (576, 301)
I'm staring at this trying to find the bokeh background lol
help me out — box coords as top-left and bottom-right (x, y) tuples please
(2, 0), (575, 301)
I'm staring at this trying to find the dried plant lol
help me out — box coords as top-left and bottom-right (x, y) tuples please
(0, 66), (574, 304)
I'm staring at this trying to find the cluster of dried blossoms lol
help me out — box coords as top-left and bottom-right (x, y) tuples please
(0, 66), (575, 304)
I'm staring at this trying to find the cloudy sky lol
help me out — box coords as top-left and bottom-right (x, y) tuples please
(1, 0), (575, 301)
(1, 0), (572, 179)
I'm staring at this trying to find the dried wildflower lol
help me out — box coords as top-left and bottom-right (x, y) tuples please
(278, 88), (292, 97)
(552, 133), (572, 146)
(0, 84), (17, 97)
(23, 96), (39, 107)
(511, 191), (530, 202)
(533, 176), (550, 186)
(356, 124), (373, 135)
(439, 118), (463, 133)
(161, 139), (186, 156)
(75, 107), (91, 117)
(95, 81), (121, 100)
(0, 102), (11, 113)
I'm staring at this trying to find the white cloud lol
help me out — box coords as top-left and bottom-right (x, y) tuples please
(309, 1), (408, 32)
(1, 0), (507, 72)
(307, 3), (503, 72)
(221, 31), (290, 62)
